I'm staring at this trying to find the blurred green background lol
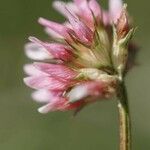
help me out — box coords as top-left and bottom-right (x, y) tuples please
(0, 0), (149, 149)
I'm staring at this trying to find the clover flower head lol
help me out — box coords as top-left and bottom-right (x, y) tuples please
(24, 0), (136, 114)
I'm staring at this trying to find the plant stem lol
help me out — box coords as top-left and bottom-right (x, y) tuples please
(117, 81), (131, 150)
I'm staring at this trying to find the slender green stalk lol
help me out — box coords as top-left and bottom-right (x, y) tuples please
(117, 81), (131, 150)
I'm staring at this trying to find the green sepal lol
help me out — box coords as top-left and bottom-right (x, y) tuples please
(112, 26), (136, 77)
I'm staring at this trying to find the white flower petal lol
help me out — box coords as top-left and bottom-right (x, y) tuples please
(45, 27), (63, 39)
(68, 85), (88, 102)
(23, 64), (47, 76)
(38, 103), (52, 114)
(109, 0), (123, 23)
(32, 90), (53, 103)
(25, 42), (52, 60)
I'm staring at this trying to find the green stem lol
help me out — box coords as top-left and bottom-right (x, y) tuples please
(117, 81), (131, 150)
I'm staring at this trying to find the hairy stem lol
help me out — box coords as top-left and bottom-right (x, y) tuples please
(117, 81), (131, 150)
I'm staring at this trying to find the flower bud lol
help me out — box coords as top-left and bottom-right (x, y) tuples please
(111, 4), (136, 77)
(112, 26), (135, 77)
(116, 5), (129, 39)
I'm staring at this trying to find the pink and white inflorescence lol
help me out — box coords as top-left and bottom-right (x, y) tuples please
(24, 0), (136, 114)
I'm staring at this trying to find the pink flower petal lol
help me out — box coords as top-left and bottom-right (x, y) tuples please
(53, 1), (93, 44)
(29, 37), (73, 61)
(38, 17), (73, 40)
(68, 16), (93, 44)
(43, 43), (73, 61)
(44, 27), (63, 39)
(52, 1), (69, 18)
(38, 97), (83, 113)
(24, 64), (48, 76)
(24, 76), (69, 90)
(74, 0), (86, 5)
(63, 22), (73, 29)
(38, 97), (68, 113)
(74, 0), (94, 29)
(102, 11), (110, 25)
(89, 0), (102, 19)
(53, 1), (78, 18)
(34, 62), (77, 80)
